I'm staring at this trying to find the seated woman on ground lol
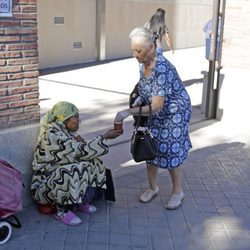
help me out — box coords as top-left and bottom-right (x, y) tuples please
(31, 101), (122, 226)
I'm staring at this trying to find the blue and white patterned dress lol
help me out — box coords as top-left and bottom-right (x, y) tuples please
(138, 54), (192, 169)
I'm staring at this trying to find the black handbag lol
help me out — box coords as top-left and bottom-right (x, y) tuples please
(104, 168), (116, 202)
(130, 104), (157, 162)
(93, 168), (116, 202)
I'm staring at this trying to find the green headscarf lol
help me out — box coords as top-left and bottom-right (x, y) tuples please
(38, 101), (79, 140)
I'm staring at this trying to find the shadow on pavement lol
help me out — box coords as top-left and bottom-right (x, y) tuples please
(113, 141), (250, 249)
(39, 57), (132, 76)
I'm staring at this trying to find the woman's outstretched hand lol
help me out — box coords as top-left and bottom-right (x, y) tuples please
(103, 129), (123, 140)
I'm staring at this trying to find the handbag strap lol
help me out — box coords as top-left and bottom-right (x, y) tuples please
(135, 103), (153, 130)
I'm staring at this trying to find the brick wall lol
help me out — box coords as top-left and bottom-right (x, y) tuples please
(0, 0), (39, 129)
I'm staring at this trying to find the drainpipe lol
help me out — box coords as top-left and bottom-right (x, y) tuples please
(205, 0), (226, 119)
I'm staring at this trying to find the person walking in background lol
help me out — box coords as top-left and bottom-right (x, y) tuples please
(114, 27), (192, 209)
(31, 101), (122, 226)
(203, 16), (222, 61)
(145, 8), (174, 54)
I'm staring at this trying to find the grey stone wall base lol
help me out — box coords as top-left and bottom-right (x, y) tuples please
(0, 123), (40, 207)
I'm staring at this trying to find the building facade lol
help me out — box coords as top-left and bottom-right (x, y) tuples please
(37, 0), (213, 69)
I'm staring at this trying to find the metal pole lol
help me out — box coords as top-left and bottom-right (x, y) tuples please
(205, 0), (221, 119)
(217, 0), (226, 71)
(214, 0), (226, 120)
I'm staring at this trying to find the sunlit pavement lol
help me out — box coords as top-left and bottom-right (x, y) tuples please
(2, 47), (250, 250)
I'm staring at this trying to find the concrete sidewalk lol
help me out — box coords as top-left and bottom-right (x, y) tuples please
(1, 47), (250, 250)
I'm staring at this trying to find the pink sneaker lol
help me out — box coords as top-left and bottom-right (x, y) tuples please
(54, 210), (81, 226)
(77, 204), (97, 214)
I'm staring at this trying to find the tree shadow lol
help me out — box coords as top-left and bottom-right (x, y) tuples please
(39, 56), (132, 76)
(183, 77), (204, 87)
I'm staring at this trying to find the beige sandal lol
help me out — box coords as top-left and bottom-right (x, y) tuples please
(165, 191), (185, 210)
(139, 186), (159, 203)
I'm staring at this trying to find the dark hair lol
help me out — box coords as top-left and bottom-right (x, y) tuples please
(149, 8), (166, 39)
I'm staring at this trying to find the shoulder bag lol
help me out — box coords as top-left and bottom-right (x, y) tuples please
(130, 104), (157, 162)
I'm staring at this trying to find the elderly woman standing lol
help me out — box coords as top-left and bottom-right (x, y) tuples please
(114, 27), (192, 209)
(31, 101), (122, 225)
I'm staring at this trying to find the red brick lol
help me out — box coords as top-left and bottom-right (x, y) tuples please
(0, 89), (7, 96)
(12, 5), (21, 12)
(21, 35), (38, 42)
(8, 72), (25, 80)
(0, 80), (23, 88)
(22, 64), (39, 71)
(23, 70), (39, 78)
(9, 113), (36, 122)
(0, 60), (6, 66)
(21, 20), (37, 27)
(30, 57), (38, 64)
(0, 66), (22, 73)
(22, 50), (38, 57)
(9, 99), (39, 108)
(0, 103), (8, 110)
(0, 44), (6, 51)
(0, 51), (21, 59)
(0, 20), (21, 27)
(24, 78), (38, 85)
(19, 0), (36, 4)
(0, 75), (7, 81)
(0, 36), (20, 43)
(7, 43), (38, 51)
(25, 105), (40, 113)
(0, 108), (23, 116)
(13, 13), (37, 20)
(21, 6), (37, 13)
(24, 92), (39, 99)
(8, 85), (38, 94)
(0, 94), (22, 103)
(8, 58), (34, 65)
(5, 28), (37, 35)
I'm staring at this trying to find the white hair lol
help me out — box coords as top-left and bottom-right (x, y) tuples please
(129, 27), (155, 47)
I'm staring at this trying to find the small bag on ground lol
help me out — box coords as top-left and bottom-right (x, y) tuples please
(0, 159), (23, 245)
(93, 168), (116, 202)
